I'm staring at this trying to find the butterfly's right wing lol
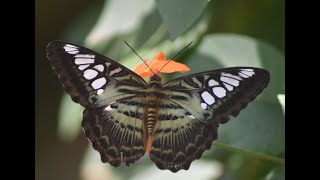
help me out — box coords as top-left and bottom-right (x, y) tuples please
(149, 67), (270, 172)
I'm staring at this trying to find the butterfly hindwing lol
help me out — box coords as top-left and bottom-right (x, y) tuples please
(46, 41), (148, 108)
(82, 97), (147, 166)
(150, 100), (218, 172)
(148, 67), (270, 172)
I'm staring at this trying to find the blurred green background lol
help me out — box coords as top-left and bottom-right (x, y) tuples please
(36, 0), (284, 180)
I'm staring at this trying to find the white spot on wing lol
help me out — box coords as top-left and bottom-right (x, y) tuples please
(240, 70), (255, 77)
(238, 72), (250, 78)
(221, 72), (242, 80)
(65, 44), (77, 48)
(188, 115), (195, 119)
(105, 62), (111, 67)
(223, 83), (234, 91)
(92, 77), (107, 89)
(109, 67), (122, 76)
(97, 89), (104, 95)
(240, 68), (254, 72)
(201, 91), (215, 105)
(78, 64), (90, 70)
(212, 87), (227, 98)
(94, 65), (104, 72)
(201, 103), (208, 110)
(64, 47), (79, 54)
(63, 44), (79, 54)
(105, 105), (113, 111)
(208, 79), (219, 87)
(75, 54), (95, 58)
(75, 58), (94, 65)
(83, 69), (98, 80)
(221, 76), (240, 87)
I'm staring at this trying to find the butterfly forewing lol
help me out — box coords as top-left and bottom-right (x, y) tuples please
(47, 41), (148, 108)
(163, 67), (270, 124)
(148, 67), (269, 172)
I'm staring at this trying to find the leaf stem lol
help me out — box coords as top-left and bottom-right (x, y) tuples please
(213, 142), (285, 165)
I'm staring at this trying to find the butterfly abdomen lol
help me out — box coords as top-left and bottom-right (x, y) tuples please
(146, 103), (158, 135)
(145, 76), (163, 136)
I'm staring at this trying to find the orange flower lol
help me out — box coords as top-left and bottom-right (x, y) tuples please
(133, 51), (190, 78)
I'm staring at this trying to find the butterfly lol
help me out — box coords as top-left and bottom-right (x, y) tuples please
(46, 41), (270, 172)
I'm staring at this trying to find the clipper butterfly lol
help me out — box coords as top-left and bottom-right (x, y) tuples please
(46, 41), (270, 172)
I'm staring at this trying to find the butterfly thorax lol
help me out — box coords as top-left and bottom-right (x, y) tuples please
(145, 75), (163, 136)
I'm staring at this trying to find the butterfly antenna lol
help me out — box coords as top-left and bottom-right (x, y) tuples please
(124, 40), (155, 75)
(157, 41), (193, 75)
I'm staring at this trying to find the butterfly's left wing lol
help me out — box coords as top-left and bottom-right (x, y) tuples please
(149, 67), (270, 172)
(82, 97), (147, 166)
(47, 41), (149, 166)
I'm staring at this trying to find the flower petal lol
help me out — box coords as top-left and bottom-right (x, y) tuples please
(132, 51), (190, 78)
(155, 60), (190, 73)
(153, 51), (167, 61)
(133, 60), (150, 76)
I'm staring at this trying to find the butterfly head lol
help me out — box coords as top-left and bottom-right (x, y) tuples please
(148, 74), (162, 88)
(150, 74), (161, 82)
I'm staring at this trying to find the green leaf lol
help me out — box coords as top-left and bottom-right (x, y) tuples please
(155, 0), (209, 39)
(217, 101), (284, 156)
(221, 153), (283, 180)
(133, 9), (164, 48)
(83, 0), (166, 62)
(84, 0), (156, 48)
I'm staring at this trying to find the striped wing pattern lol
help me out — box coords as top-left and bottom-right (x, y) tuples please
(82, 97), (147, 166)
(150, 101), (218, 172)
(47, 41), (270, 173)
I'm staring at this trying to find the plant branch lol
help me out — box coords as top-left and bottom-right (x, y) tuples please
(213, 142), (285, 165)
